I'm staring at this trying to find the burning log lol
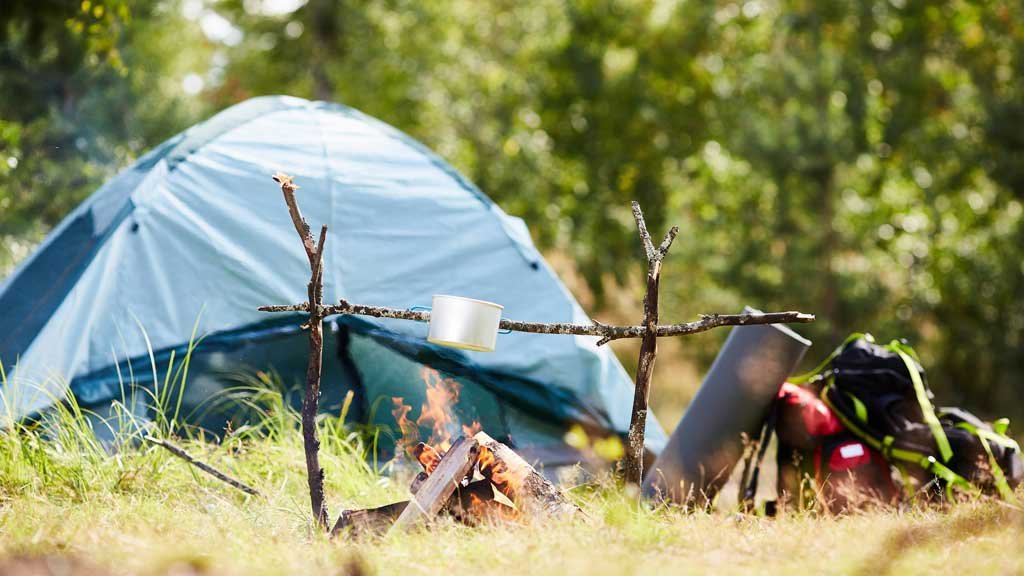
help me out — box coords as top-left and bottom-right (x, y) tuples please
(337, 431), (572, 536)
(474, 431), (580, 518)
(448, 479), (516, 526)
(390, 436), (481, 532)
(334, 477), (508, 537)
(413, 442), (443, 474)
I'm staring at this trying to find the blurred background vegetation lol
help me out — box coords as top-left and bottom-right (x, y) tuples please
(1, 0), (1022, 426)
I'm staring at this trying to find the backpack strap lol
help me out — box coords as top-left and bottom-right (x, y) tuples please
(954, 420), (1019, 501)
(888, 340), (953, 463)
(789, 332), (872, 385)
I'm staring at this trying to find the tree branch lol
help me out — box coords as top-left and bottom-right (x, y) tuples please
(257, 300), (813, 344)
(273, 172), (317, 265)
(656, 226), (679, 260)
(146, 437), (261, 497)
(272, 173), (330, 530)
(631, 201), (656, 261)
(624, 201), (670, 486)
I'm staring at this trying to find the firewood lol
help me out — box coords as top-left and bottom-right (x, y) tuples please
(413, 442), (442, 474)
(390, 436), (480, 532)
(473, 431), (579, 518)
(449, 479), (517, 525)
(331, 501), (409, 537)
(333, 479), (508, 537)
(409, 471), (429, 494)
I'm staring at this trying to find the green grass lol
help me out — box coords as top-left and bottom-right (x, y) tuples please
(1, 395), (1023, 576)
(2, 346), (1023, 576)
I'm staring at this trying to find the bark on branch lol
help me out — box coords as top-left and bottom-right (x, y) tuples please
(257, 300), (813, 345)
(272, 172), (330, 530)
(623, 201), (669, 486)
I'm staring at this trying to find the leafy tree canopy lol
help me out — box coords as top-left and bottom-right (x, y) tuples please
(1, 0), (1021, 419)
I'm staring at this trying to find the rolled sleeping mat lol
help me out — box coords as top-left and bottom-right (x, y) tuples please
(642, 308), (811, 506)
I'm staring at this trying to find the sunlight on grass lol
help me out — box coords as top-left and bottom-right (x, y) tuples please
(1, 335), (1023, 575)
(1, 368), (1022, 575)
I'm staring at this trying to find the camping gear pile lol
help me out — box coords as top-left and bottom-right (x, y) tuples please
(758, 334), (1022, 512)
(645, 325), (1022, 512)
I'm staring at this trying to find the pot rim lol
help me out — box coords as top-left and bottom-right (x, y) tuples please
(431, 294), (504, 310)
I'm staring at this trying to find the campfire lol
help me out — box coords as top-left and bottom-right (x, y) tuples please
(332, 368), (578, 536)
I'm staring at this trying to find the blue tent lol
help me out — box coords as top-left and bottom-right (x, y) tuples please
(0, 96), (665, 464)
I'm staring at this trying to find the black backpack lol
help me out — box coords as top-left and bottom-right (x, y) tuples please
(795, 333), (1022, 501)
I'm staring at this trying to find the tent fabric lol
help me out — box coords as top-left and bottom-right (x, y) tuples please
(0, 95), (666, 456)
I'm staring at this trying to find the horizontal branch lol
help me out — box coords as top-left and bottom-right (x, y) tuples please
(258, 299), (814, 346)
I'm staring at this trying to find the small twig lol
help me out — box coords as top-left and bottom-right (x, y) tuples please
(656, 226), (679, 260)
(631, 201), (656, 261)
(273, 172), (317, 265)
(146, 436), (261, 496)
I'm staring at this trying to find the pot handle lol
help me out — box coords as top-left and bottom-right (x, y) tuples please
(412, 305), (512, 334)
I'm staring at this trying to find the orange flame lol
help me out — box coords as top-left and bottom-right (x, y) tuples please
(416, 367), (461, 451)
(477, 445), (515, 495)
(391, 397), (420, 455)
(392, 367), (480, 464)
(465, 485), (519, 523)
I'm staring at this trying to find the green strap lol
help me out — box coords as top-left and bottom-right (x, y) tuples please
(955, 422), (1021, 452)
(993, 418), (1010, 436)
(881, 435), (895, 459)
(847, 391), (869, 423)
(954, 422), (1018, 501)
(790, 332), (872, 385)
(921, 455), (978, 494)
(978, 432), (1016, 501)
(890, 342), (953, 463)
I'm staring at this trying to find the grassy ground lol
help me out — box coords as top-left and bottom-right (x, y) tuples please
(2, 398), (1023, 576)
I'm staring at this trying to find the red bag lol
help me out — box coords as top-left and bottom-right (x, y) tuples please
(775, 383), (898, 512)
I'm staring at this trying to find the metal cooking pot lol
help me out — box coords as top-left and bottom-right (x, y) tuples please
(427, 295), (504, 352)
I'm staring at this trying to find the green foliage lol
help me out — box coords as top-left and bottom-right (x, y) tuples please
(1, 0), (1023, 420)
(0, 0), (206, 264)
